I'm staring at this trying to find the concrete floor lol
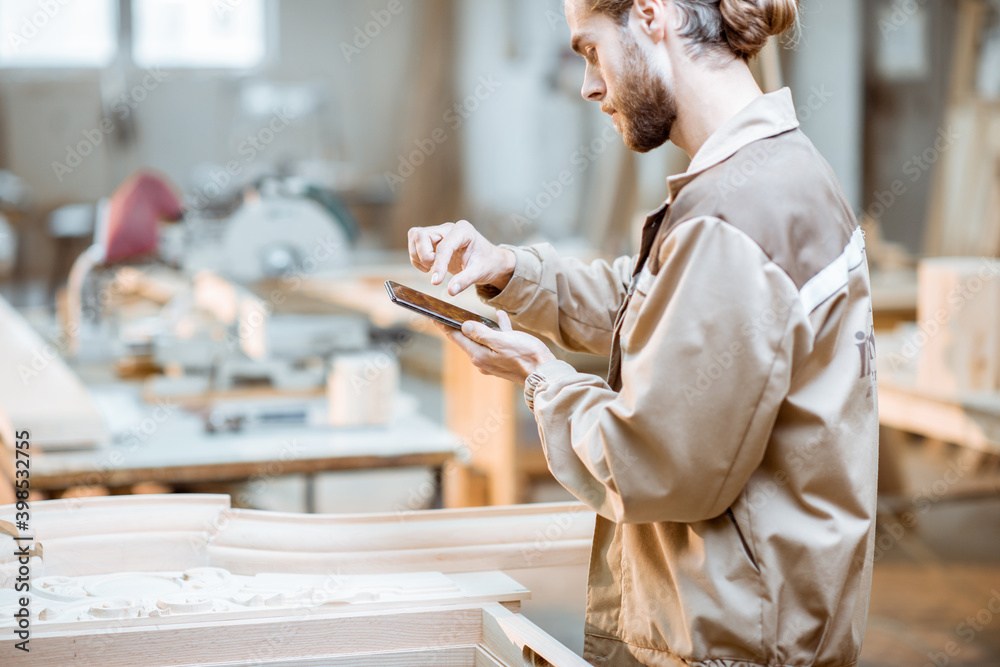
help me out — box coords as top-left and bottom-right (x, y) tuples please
(861, 438), (1000, 666)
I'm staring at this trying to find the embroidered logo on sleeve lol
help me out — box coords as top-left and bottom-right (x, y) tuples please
(856, 318), (877, 397)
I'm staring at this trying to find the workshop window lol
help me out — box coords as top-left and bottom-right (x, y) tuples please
(0, 0), (118, 68)
(132, 0), (267, 69)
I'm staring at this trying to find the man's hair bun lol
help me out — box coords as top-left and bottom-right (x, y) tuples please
(719, 0), (798, 59)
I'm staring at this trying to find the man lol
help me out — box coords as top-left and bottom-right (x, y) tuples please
(408, 0), (877, 665)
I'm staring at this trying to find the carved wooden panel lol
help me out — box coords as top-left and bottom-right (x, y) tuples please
(0, 495), (594, 666)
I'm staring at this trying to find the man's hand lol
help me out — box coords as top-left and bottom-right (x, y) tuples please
(438, 311), (556, 385)
(408, 220), (516, 296)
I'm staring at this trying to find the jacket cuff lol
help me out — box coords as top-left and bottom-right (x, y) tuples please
(475, 245), (543, 316)
(524, 359), (577, 413)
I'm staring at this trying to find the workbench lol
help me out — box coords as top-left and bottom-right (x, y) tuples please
(2, 393), (460, 512)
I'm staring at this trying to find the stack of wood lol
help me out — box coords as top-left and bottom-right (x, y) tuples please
(916, 257), (1000, 394)
(925, 0), (1000, 257)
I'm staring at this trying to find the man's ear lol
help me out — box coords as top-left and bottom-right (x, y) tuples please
(632, 0), (669, 44)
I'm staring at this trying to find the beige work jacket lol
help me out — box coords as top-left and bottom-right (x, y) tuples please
(480, 89), (878, 666)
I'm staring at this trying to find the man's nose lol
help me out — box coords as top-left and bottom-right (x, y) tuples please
(581, 66), (605, 102)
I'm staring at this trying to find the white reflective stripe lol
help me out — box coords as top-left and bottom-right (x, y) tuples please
(798, 227), (866, 314)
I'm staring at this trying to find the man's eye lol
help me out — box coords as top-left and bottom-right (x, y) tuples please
(586, 49), (597, 64)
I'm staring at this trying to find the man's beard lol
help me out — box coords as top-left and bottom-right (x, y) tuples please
(608, 30), (676, 153)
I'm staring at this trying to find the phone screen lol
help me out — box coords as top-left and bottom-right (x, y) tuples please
(385, 280), (500, 331)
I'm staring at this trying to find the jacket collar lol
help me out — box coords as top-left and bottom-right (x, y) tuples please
(664, 87), (800, 204)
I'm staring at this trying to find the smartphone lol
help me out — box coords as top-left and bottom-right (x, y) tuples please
(385, 280), (500, 331)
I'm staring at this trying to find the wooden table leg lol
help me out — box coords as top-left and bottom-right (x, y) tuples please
(442, 342), (519, 508)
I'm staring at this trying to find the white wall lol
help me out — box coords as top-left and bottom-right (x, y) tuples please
(0, 0), (420, 208)
(785, 0), (864, 212)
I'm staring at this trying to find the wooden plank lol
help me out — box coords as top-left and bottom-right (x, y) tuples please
(0, 493), (229, 539)
(915, 258), (1000, 394)
(443, 343), (520, 507)
(877, 379), (1000, 456)
(481, 605), (525, 666)
(2, 605), (487, 667)
(1, 495), (594, 575)
(251, 646), (476, 667)
(945, 0), (985, 104)
(925, 0), (995, 256)
(206, 540), (593, 577)
(0, 294), (107, 450)
(215, 506), (595, 553)
(386, 0), (463, 249)
(755, 37), (784, 93)
(482, 603), (591, 667)
(475, 646), (510, 667)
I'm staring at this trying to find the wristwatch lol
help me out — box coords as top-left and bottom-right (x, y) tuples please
(524, 371), (546, 412)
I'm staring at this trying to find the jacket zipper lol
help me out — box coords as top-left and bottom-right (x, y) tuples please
(726, 508), (761, 574)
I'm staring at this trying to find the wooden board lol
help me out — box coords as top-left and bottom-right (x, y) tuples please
(877, 329), (1000, 455)
(915, 258), (1000, 393)
(0, 294), (107, 450)
(0, 495), (594, 666)
(924, 0), (1000, 257)
(443, 342), (520, 508)
(0, 603), (588, 667)
(0, 495), (595, 577)
(876, 377), (1000, 456)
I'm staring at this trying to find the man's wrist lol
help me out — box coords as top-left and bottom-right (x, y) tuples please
(487, 247), (516, 292)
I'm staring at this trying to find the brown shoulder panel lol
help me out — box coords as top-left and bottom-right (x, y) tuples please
(660, 130), (857, 289)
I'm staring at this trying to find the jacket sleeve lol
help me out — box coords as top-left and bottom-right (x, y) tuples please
(529, 217), (805, 524)
(477, 243), (634, 356)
